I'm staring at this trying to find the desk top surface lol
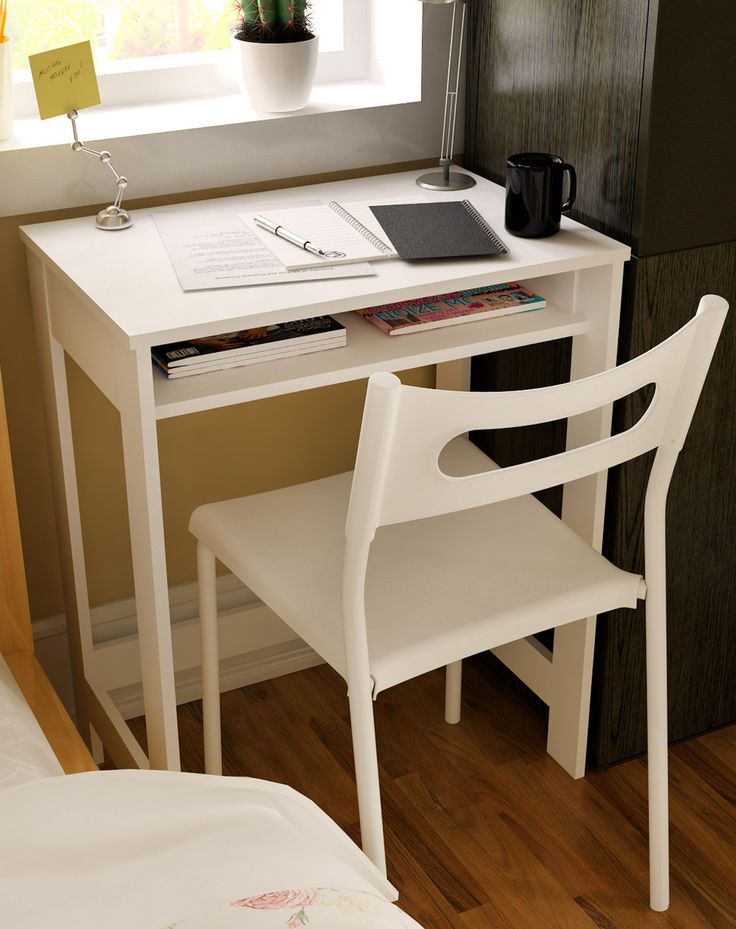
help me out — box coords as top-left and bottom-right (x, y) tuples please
(21, 170), (630, 350)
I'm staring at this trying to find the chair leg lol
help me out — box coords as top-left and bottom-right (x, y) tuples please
(348, 684), (387, 876)
(646, 593), (670, 912)
(445, 660), (462, 724)
(197, 541), (222, 776)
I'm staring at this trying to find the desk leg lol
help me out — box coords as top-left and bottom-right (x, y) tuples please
(119, 350), (180, 771)
(27, 258), (94, 750)
(435, 358), (471, 393)
(546, 263), (625, 778)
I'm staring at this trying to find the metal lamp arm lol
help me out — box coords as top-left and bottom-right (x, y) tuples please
(68, 109), (132, 230)
(439, 0), (465, 167)
(416, 0), (474, 191)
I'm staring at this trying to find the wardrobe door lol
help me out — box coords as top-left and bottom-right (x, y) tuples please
(590, 243), (736, 766)
(465, 0), (736, 767)
(631, 0), (736, 255)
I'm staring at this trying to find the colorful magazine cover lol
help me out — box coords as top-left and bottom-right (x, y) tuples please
(356, 282), (545, 335)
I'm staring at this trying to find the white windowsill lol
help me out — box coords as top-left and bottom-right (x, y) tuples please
(0, 78), (420, 153)
(0, 4), (459, 217)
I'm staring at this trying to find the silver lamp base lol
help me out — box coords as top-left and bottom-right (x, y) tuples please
(416, 170), (476, 191)
(96, 206), (133, 231)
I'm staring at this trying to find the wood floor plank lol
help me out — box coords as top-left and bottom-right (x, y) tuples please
(419, 793), (602, 929)
(133, 654), (736, 929)
(472, 758), (651, 899)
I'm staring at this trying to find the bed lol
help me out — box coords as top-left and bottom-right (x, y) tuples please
(0, 369), (422, 929)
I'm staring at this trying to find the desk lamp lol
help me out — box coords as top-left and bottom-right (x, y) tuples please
(68, 108), (132, 230)
(416, 0), (475, 191)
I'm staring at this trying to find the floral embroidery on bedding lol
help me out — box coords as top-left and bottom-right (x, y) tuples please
(163, 886), (414, 928)
(232, 888), (384, 927)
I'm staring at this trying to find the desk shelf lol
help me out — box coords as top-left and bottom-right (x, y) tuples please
(152, 303), (588, 419)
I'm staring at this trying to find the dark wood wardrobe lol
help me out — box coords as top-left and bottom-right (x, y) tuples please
(463, 0), (736, 767)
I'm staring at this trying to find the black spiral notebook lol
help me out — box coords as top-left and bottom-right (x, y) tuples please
(369, 200), (509, 261)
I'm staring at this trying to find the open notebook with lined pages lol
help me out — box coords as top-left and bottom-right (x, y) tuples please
(239, 199), (412, 270)
(240, 199), (509, 270)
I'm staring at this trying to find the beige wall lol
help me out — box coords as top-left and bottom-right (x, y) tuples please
(2, 162), (435, 621)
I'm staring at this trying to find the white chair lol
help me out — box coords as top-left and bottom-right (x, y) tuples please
(190, 295), (728, 911)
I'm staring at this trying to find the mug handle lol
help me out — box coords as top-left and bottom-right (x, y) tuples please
(561, 163), (577, 212)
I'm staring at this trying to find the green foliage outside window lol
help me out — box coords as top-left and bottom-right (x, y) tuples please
(9, 0), (235, 71)
(10, 1), (102, 68)
(110, 0), (233, 59)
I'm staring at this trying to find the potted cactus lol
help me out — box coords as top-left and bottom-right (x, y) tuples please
(233, 1), (318, 113)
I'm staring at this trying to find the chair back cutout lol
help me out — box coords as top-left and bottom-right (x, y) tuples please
(346, 295), (728, 540)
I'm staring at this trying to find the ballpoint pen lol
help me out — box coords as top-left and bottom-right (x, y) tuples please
(254, 214), (346, 260)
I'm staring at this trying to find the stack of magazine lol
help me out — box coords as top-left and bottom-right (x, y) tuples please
(151, 316), (347, 379)
(355, 281), (546, 335)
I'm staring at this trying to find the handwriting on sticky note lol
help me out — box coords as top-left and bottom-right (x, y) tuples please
(29, 41), (101, 120)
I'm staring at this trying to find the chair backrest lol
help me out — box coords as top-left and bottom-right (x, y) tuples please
(346, 295), (728, 544)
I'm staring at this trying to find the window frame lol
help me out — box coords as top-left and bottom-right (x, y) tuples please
(12, 0), (371, 117)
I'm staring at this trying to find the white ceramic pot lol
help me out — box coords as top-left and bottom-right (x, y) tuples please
(0, 38), (12, 142)
(233, 34), (318, 113)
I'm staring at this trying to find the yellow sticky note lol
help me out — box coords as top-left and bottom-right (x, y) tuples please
(29, 41), (101, 120)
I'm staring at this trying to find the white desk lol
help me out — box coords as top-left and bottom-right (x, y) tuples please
(21, 169), (629, 775)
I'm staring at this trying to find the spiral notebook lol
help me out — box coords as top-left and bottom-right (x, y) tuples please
(239, 198), (507, 269)
(369, 200), (509, 261)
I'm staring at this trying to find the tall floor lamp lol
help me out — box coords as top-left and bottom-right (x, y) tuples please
(416, 0), (475, 191)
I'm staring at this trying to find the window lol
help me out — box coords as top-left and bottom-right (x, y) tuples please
(11, 0), (370, 114)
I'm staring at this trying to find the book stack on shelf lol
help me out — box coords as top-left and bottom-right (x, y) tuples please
(152, 316), (346, 379)
(356, 281), (545, 335)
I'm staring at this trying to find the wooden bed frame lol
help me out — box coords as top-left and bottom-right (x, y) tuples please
(0, 370), (96, 774)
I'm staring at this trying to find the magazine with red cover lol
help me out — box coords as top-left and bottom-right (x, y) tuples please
(355, 282), (545, 335)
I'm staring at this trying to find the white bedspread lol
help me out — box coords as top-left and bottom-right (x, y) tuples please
(0, 655), (63, 788)
(0, 769), (421, 929)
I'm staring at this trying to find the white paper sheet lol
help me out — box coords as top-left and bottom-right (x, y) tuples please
(153, 211), (375, 291)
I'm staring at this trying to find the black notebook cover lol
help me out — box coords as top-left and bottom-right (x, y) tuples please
(369, 200), (509, 261)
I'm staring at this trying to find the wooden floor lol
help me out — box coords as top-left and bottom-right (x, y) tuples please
(130, 654), (736, 929)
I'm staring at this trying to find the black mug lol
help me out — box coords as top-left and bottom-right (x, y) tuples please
(505, 153), (577, 238)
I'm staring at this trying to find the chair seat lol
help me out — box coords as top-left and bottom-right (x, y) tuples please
(190, 437), (642, 695)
